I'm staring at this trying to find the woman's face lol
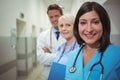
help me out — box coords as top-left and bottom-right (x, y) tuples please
(58, 18), (74, 41)
(78, 11), (103, 46)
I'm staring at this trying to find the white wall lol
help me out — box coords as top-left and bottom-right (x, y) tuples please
(0, 0), (51, 37)
(70, 0), (107, 16)
(36, 0), (51, 36)
(0, 0), (50, 79)
(70, 0), (84, 16)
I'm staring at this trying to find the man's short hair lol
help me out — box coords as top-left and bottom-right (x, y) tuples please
(47, 4), (63, 15)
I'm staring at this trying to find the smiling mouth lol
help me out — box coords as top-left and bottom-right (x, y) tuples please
(54, 21), (58, 24)
(85, 33), (96, 39)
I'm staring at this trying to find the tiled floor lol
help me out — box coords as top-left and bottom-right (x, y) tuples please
(17, 64), (43, 80)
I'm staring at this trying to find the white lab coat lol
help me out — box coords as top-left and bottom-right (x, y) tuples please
(37, 27), (65, 80)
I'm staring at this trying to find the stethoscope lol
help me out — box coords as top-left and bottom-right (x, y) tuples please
(69, 44), (104, 80)
(57, 41), (77, 62)
(50, 27), (58, 49)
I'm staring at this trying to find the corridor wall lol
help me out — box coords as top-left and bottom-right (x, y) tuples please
(0, 0), (49, 80)
(104, 0), (120, 46)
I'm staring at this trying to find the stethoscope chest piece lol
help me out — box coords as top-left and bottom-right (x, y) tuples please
(69, 67), (76, 73)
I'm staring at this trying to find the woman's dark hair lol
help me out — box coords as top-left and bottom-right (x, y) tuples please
(47, 4), (63, 15)
(74, 1), (111, 53)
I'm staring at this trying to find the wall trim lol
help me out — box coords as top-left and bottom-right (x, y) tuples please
(17, 52), (33, 59)
(0, 60), (16, 75)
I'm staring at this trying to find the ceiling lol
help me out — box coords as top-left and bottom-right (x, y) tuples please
(43, 0), (119, 13)
(43, 0), (74, 13)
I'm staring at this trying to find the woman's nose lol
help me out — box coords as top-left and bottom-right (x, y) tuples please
(62, 26), (66, 30)
(86, 24), (93, 32)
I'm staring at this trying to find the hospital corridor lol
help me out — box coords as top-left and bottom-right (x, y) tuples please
(16, 64), (43, 80)
(0, 0), (120, 80)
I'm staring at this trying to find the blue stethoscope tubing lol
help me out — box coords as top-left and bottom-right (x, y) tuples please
(69, 45), (104, 80)
(57, 41), (77, 62)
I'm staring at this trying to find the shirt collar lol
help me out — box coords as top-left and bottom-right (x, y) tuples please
(52, 27), (59, 33)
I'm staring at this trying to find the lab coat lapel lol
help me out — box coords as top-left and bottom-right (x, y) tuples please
(50, 30), (62, 52)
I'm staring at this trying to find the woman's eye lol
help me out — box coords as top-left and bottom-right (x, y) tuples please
(66, 24), (71, 27)
(93, 20), (100, 25)
(59, 24), (63, 27)
(79, 21), (86, 25)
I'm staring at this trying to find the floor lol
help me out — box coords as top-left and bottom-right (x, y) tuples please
(17, 64), (43, 80)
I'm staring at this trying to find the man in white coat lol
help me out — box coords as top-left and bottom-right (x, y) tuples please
(37, 4), (65, 80)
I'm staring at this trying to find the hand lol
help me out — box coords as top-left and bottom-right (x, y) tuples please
(42, 47), (51, 53)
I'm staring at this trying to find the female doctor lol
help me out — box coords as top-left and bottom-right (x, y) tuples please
(65, 1), (120, 80)
(48, 14), (79, 80)
(54, 14), (79, 65)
